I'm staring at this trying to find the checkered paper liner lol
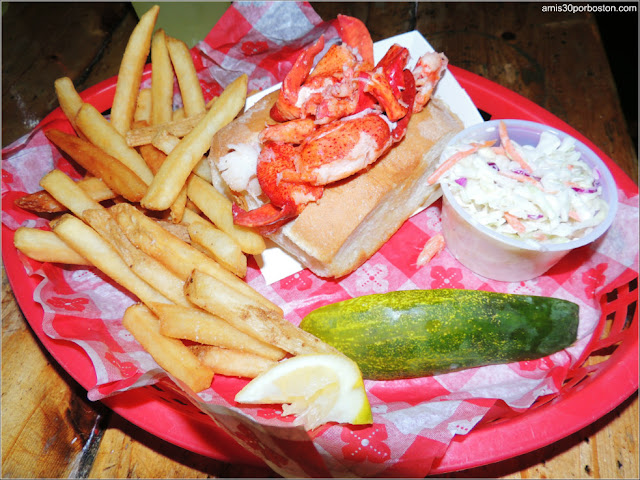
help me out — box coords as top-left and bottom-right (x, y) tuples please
(2, 2), (639, 477)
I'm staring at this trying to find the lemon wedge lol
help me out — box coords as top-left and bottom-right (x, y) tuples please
(235, 353), (373, 430)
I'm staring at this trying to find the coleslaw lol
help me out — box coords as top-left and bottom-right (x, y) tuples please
(437, 126), (609, 245)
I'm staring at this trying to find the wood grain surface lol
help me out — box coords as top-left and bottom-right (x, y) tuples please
(2, 2), (637, 478)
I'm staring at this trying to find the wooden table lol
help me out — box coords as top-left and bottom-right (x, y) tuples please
(2, 2), (638, 478)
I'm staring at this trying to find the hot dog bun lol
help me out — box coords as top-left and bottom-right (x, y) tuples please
(209, 90), (463, 278)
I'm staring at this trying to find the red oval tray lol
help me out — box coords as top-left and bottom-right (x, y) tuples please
(2, 66), (638, 474)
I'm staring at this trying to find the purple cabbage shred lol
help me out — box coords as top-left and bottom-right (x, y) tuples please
(571, 186), (598, 193)
(512, 169), (541, 181)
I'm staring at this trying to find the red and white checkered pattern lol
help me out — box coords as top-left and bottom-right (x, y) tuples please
(2, 2), (638, 477)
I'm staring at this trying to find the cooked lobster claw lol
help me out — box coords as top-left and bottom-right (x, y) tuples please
(270, 35), (326, 122)
(233, 142), (323, 229)
(336, 14), (375, 66)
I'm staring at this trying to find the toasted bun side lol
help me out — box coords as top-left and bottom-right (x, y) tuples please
(271, 98), (463, 277)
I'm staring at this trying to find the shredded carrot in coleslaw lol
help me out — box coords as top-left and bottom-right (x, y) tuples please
(499, 120), (533, 172)
(504, 212), (526, 233)
(427, 140), (495, 185)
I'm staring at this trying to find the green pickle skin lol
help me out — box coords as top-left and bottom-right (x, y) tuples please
(299, 289), (579, 380)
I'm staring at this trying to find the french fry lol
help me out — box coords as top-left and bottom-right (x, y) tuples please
(134, 120), (190, 222)
(172, 107), (185, 121)
(53, 214), (171, 308)
(185, 200), (202, 215)
(14, 227), (90, 265)
(189, 345), (277, 379)
(76, 176), (116, 203)
(138, 128), (187, 222)
(110, 202), (280, 313)
(205, 95), (219, 109)
(48, 216), (64, 230)
(140, 134), (210, 185)
(45, 129), (148, 202)
(138, 127), (190, 224)
(180, 207), (208, 226)
(168, 183), (188, 224)
(15, 189), (69, 213)
(134, 88), (152, 123)
(181, 208), (218, 240)
(186, 174), (266, 255)
(192, 156), (212, 183)
(40, 169), (104, 218)
(122, 304), (214, 392)
(185, 269), (337, 356)
(83, 208), (190, 307)
(151, 302), (286, 360)
(140, 74), (248, 211)
(155, 219), (191, 243)
(188, 220), (247, 278)
(166, 36), (205, 117)
(110, 4), (159, 135)
(54, 77), (85, 137)
(125, 112), (205, 147)
(138, 142), (167, 174)
(75, 103), (154, 185)
(150, 29), (174, 126)
(151, 130), (181, 155)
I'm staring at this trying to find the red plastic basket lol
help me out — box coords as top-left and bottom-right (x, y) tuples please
(2, 65), (638, 474)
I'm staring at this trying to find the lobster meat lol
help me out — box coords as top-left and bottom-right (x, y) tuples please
(233, 15), (448, 232)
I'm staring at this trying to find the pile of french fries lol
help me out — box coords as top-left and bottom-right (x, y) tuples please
(13, 5), (336, 393)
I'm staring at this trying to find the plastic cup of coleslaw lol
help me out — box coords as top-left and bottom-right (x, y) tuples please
(438, 119), (618, 282)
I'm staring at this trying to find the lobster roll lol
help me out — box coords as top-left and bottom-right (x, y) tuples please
(208, 16), (464, 278)
(209, 90), (462, 278)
